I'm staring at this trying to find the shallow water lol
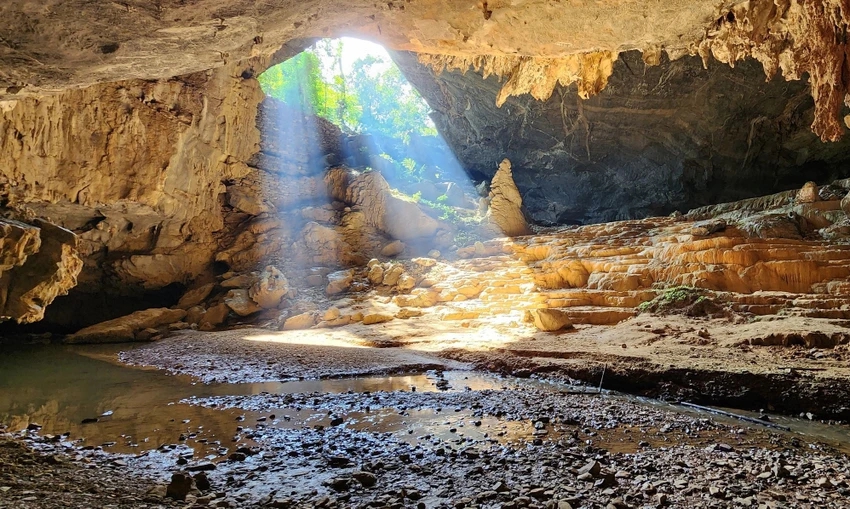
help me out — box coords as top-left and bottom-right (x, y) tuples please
(0, 344), (510, 457)
(2, 343), (849, 460)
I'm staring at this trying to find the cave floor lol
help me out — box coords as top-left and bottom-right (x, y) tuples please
(123, 311), (850, 419)
(5, 314), (850, 508)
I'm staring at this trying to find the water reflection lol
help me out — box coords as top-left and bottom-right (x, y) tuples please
(3, 344), (850, 460)
(0, 345), (505, 457)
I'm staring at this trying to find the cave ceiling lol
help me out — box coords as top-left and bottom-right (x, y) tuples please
(2, 0), (850, 140)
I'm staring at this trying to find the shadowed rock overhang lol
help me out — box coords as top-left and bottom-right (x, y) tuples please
(2, 0), (850, 140)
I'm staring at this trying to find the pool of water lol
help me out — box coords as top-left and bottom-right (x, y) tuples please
(2, 343), (849, 459)
(0, 344), (511, 456)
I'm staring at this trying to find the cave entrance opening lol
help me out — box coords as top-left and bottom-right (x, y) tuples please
(256, 37), (482, 223)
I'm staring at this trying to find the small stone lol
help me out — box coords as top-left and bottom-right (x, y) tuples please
(327, 477), (351, 492)
(362, 313), (393, 325)
(709, 486), (725, 498)
(194, 472), (211, 491)
(352, 471), (377, 488)
(492, 481), (510, 493)
(166, 472), (194, 500)
(815, 477), (833, 488)
(578, 460), (601, 477)
(187, 463), (216, 472)
(322, 307), (341, 321)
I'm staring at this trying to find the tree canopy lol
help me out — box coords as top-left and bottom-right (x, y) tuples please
(258, 39), (437, 142)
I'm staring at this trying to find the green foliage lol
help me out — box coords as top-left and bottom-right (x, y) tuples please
(348, 56), (437, 141)
(258, 50), (358, 130)
(421, 199), (464, 223)
(258, 38), (436, 141)
(637, 286), (722, 317)
(453, 229), (484, 248)
(435, 194), (448, 203)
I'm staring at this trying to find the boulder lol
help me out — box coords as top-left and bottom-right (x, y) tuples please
(224, 289), (262, 316)
(200, 302), (230, 329)
(796, 181), (819, 203)
(412, 257), (437, 267)
(326, 269), (354, 295)
(323, 307), (341, 321)
(177, 283), (215, 309)
(396, 273), (416, 291)
(527, 309), (573, 332)
(368, 264), (385, 284)
(393, 289), (439, 307)
(842, 192), (850, 216)
(65, 307), (187, 344)
(362, 313), (394, 325)
(380, 240), (406, 257)
(185, 305), (206, 325)
(249, 266), (289, 309)
(443, 182), (467, 207)
(221, 273), (257, 289)
(165, 472), (195, 501)
(328, 169), (441, 241)
(298, 222), (350, 266)
(413, 180), (441, 201)
(381, 264), (405, 286)
(283, 312), (316, 330)
(396, 308), (422, 319)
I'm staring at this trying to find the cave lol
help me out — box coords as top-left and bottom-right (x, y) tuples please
(3, 1), (850, 507)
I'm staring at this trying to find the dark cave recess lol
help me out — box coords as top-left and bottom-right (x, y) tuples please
(392, 50), (850, 225)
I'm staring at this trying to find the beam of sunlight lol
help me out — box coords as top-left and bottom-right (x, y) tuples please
(249, 36), (544, 354)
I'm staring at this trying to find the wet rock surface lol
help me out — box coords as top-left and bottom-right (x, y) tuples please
(0, 428), (180, 509)
(5, 365), (850, 509)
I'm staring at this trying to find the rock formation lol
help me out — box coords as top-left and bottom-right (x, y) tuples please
(65, 307), (187, 344)
(393, 50), (850, 225)
(0, 61), (266, 328)
(486, 159), (530, 236)
(0, 218), (82, 323)
(2, 0), (850, 333)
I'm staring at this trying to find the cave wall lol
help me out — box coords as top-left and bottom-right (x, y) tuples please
(0, 60), (265, 328)
(393, 50), (850, 225)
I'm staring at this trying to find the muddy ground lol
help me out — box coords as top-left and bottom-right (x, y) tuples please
(4, 318), (850, 508)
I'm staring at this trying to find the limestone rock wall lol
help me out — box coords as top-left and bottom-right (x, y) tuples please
(0, 60), (265, 327)
(393, 50), (850, 225)
(0, 218), (82, 324)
